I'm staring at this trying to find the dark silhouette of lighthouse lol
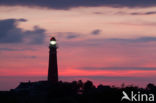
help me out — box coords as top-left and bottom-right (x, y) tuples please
(48, 37), (58, 83)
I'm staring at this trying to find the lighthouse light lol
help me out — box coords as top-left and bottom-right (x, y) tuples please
(50, 41), (56, 45)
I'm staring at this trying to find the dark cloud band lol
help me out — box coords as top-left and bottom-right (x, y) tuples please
(81, 67), (156, 71)
(0, 0), (156, 10)
(0, 18), (46, 44)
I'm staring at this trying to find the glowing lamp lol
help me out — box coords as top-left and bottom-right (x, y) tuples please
(50, 37), (56, 45)
(50, 41), (56, 45)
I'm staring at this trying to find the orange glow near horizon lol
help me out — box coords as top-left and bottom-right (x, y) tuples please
(1, 66), (156, 78)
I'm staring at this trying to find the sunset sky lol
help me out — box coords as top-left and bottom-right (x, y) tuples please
(0, 0), (156, 90)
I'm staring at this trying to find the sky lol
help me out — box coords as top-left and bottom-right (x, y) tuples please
(0, 0), (156, 90)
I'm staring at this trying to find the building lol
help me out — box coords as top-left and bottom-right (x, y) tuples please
(48, 37), (58, 83)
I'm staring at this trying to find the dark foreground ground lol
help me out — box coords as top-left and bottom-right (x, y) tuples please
(0, 80), (156, 103)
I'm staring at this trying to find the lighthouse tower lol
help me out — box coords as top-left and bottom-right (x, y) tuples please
(48, 37), (58, 83)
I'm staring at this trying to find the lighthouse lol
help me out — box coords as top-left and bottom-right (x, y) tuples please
(48, 37), (58, 83)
